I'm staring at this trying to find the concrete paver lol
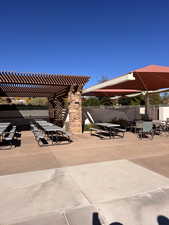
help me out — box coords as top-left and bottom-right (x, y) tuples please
(65, 206), (103, 225)
(0, 168), (89, 224)
(1, 160), (169, 225)
(13, 213), (68, 225)
(67, 160), (169, 203)
(97, 187), (169, 225)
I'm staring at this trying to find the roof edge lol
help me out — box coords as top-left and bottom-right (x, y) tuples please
(82, 72), (135, 94)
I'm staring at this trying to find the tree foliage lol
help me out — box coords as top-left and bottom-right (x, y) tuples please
(82, 97), (101, 106)
(118, 95), (145, 105)
(118, 93), (163, 106)
(160, 92), (169, 104)
(149, 93), (162, 105)
(29, 97), (48, 106)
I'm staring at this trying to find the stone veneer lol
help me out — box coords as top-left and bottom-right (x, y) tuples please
(68, 90), (82, 134)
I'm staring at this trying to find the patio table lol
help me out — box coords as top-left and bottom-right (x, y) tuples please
(95, 123), (120, 139)
(0, 123), (11, 127)
(40, 123), (57, 127)
(0, 127), (6, 135)
(152, 120), (162, 125)
(41, 125), (65, 144)
(43, 126), (64, 132)
(0, 123), (11, 142)
(95, 123), (120, 128)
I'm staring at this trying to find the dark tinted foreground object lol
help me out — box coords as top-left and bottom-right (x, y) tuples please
(157, 215), (169, 225)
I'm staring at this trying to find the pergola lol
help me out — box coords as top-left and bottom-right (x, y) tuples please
(0, 71), (90, 134)
(83, 65), (169, 93)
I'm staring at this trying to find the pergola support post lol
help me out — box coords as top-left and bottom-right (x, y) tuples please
(48, 96), (54, 121)
(48, 95), (67, 127)
(68, 86), (82, 134)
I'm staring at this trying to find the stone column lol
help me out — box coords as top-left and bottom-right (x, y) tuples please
(68, 87), (82, 134)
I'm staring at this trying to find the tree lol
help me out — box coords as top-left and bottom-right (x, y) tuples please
(83, 75), (114, 106)
(149, 93), (162, 105)
(82, 97), (100, 106)
(118, 95), (145, 105)
(27, 97), (48, 106)
(131, 95), (145, 105)
(161, 92), (169, 104)
(118, 97), (131, 105)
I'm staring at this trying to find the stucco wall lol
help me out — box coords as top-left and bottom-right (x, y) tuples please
(159, 107), (169, 121)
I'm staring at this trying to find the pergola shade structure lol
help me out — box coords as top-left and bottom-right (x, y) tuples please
(0, 85), (69, 97)
(83, 65), (169, 94)
(83, 89), (141, 97)
(0, 71), (90, 134)
(96, 65), (169, 91)
(83, 64), (169, 118)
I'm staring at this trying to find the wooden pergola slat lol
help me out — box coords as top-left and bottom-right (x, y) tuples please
(0, 71), (89, 86)
(0, 71), (90, 97)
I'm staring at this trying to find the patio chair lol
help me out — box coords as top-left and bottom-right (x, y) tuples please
(153, 120), (164, 135)
(165, 118), (169, 130)
(134, 121), (143, 133)
(137, 121), (154, 140)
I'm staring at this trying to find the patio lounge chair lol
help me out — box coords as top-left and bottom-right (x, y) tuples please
(137, 121), (154, 140)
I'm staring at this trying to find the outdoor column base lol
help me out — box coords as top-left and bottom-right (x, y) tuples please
(68, 88), (82, 135)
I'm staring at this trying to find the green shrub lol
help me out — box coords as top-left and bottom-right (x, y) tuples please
(83, 124), (93, 131)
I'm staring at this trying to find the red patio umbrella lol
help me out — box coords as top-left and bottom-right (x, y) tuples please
(103, 65), (169, 91)
(100, 65), (169, 117)
(83, 65), (169, 118)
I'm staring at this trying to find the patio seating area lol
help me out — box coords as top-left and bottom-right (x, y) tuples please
(87, 114), (169, 140)
(1, 117), (169, 151)
(0, 120), (72, 149)
(133, 119), (169, 139)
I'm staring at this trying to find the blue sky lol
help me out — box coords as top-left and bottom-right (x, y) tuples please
(0, 0), (169, 87)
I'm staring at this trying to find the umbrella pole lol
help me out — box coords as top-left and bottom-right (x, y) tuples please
(145, 92), (149, 120)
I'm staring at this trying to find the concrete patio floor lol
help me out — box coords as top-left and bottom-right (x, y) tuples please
(1, 131), (169, 225)
(1, 160), (169, 225)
